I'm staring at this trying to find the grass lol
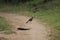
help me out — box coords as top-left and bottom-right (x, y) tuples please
(0, 16), (14, 34)
(0, 16), (11, 31)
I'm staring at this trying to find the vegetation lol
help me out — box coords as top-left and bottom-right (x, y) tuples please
(0, 16), (11, 31)
(0, 0), (60, 40)
(0, 16), (13, 34)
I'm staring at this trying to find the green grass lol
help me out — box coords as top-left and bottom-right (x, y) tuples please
(0, 16), (11, 31)
(0, 16), (14, 34)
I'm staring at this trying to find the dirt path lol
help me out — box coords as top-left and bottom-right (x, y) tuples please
(0, 13), (50, 40)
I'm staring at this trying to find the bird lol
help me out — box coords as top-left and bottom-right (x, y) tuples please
(26, 17), (34, 23)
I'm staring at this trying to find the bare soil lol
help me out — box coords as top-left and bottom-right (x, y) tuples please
(0, 13), (50, 40)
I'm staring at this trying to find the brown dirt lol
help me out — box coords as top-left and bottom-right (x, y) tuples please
(0, 13), (50, 40)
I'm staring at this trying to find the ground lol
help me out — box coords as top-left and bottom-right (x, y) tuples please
(0, 13), (51, 40)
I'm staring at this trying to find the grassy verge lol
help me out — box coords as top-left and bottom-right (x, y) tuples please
(0, 16), (11, 31)
(0, 16), (14, 34)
